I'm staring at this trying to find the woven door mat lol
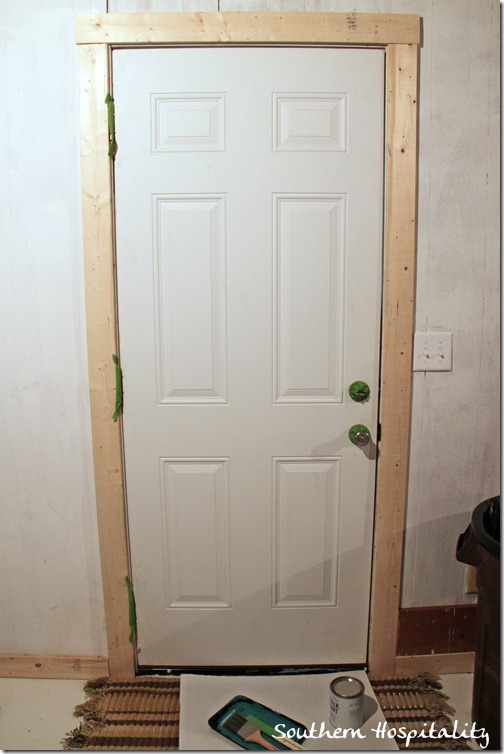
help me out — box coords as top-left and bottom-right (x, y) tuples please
(369, 673), (472, 750)
(63, 673), (471, 750)
(63, 677), (180, 750)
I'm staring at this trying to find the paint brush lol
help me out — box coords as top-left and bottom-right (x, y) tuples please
(245, 714), (305, 750)
(223, 711), (280, 750)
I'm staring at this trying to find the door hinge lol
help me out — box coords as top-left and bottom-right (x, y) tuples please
(105, 93), (117, 159)
(125, 575), (137, 645)
(377, 422), (382, 442)
(112, 354), (123, 421)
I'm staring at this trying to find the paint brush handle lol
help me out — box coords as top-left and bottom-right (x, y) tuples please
(274, 738), (305, 751)
(245, 715), (305, 750)
(246, 729), (280, 750)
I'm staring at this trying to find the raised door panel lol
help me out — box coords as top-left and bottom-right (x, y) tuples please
(273, 458), (341, 607)
(154, 195), (227, 404)
(274, 195), (345, 403)
(161, 458), (231, 608)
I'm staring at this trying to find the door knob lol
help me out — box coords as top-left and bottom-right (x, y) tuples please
(349, 381), (370, 402)
(349, 424), (371, 447)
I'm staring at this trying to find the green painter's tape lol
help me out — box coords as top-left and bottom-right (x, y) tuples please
(348, 380), (370, 403)
(125, 576), (136, 645)
(112, 354), (123, 421)
(105, 93), (117, 159)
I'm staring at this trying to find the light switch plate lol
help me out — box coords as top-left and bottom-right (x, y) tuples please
(413, 331), (453, 371)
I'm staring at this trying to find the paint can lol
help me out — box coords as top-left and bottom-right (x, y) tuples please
(329, 676), (365, 729)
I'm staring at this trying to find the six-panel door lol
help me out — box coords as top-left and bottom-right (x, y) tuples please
(114, 47), (384, 666)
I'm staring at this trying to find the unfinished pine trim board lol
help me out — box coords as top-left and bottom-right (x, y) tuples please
(76, 12), (420, 679)
(75, 12), (421, 45)
(395, 652), (475, 676)
(78, 41), (135, 680)
(368, 41), (419, 677)
(0, 654), (109, 680)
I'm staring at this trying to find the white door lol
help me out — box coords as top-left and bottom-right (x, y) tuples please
(114, 47), (384, 667)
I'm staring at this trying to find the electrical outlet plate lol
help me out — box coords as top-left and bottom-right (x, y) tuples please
(413, 331), (453, 372)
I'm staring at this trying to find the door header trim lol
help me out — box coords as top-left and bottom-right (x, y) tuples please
(75, 12), (421, 47)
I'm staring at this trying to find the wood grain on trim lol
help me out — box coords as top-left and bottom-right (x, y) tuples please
(78, 42), (135, 679)
(395, 652), (476, 676)
(0, 654), (109, 679)
(368, 43), (419, 677)
(76, 12), (421, 46)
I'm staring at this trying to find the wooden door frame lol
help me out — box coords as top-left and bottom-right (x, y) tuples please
(76, 11), (420, 678)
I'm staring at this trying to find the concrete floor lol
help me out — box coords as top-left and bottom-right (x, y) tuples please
(0, 673), (476, 751)
(0, 678), (87, 751)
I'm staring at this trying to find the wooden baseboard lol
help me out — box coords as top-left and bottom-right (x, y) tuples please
(0, 654), (109, 679)
(395, 651), (475, 675)
(397, 604), (477, 656)
(0, 650), (474, 679)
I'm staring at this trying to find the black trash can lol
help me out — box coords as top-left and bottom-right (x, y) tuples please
(456, 495), (500, 750)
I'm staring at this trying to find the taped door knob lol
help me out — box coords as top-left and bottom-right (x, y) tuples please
(349, 381), (370, 402)
(349, 424), (371, 447)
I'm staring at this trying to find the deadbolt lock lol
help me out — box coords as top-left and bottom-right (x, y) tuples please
(349, 381), (370, 402)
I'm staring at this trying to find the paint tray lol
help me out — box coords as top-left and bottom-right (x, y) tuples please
(209, 694), (306, 750)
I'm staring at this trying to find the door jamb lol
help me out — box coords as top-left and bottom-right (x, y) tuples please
(76, 12), (420, 679)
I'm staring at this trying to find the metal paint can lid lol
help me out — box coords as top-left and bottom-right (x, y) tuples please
(330, 676), (365, 699)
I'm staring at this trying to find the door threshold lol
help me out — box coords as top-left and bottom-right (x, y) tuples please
(137, 663), (367, 677)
